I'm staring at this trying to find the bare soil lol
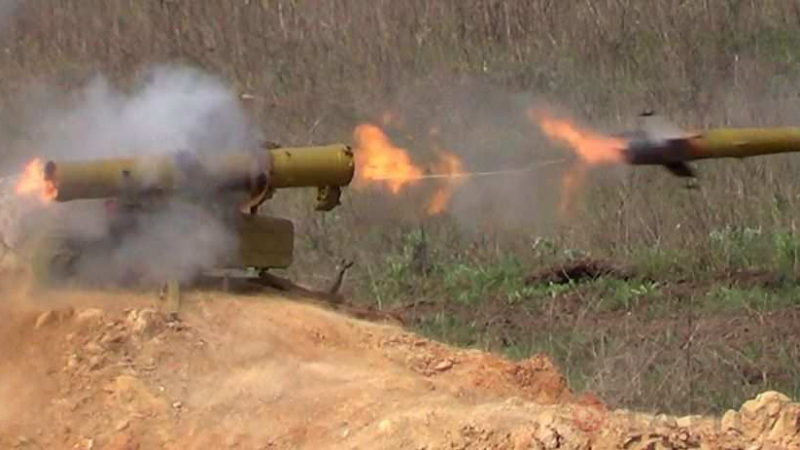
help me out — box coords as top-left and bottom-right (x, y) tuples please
(1, 279), (799, 450)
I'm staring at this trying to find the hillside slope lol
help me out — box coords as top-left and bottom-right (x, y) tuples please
(0, 283), (798, 450)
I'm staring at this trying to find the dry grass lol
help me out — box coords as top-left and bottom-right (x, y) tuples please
(3, 0), (800, 415)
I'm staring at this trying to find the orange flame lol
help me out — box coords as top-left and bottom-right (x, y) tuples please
(532, 110), (626, 164)
(529, 109), (627, 217)
(352, 123), (465, 215)
(427, 149), (465, 215)
(353, 123), (424, 194)
(15, 158), (57, 203)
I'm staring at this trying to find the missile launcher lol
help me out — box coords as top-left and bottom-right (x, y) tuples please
(20, 142), (355, 293)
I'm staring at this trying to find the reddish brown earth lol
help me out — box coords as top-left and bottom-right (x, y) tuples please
(0, 277), (799, 449)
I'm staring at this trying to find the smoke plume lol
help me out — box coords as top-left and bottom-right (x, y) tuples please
(2, 64), (260, 285)
(29, 65), (258, 160)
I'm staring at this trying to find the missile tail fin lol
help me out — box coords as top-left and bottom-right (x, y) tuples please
(664, 162), (696, 178)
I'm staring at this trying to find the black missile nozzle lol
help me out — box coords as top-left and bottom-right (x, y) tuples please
(618, 135), (697, 178)
(609, 110), (701, 178)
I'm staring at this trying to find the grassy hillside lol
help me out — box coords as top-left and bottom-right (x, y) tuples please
(3, 0), (800, 415)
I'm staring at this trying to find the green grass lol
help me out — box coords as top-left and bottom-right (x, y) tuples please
(702, 285), (800, 312)
(368, 228), (800, 414)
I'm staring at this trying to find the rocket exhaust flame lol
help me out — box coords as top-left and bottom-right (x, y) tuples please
(531, 110), (628, 165)
(15, 158), (57, 203)
(528, 109), (628, 216)
(426, 149), (464, 215)
(353, 120), (574, 215)
(352, 123), (467, 215)
(353, 121), (568, 215)
(353, 123), (424, 194)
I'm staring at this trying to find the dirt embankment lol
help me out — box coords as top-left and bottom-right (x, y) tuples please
(0, 283), (799, 450)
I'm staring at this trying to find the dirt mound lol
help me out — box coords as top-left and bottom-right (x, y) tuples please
(526, 258), (637, 285)
(1, 286), (799, 449)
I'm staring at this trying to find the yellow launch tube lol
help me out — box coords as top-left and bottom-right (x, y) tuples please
(44, 156), (176, 201)
(44, 144), (355, 203)
(268, 145), (355, 188)
(686, 127), (800, 160)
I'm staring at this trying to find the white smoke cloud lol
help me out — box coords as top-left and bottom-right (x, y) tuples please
(2, 63), (261, 285)
(32, 64), (258, 160)
(71, 199), (240, 286)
